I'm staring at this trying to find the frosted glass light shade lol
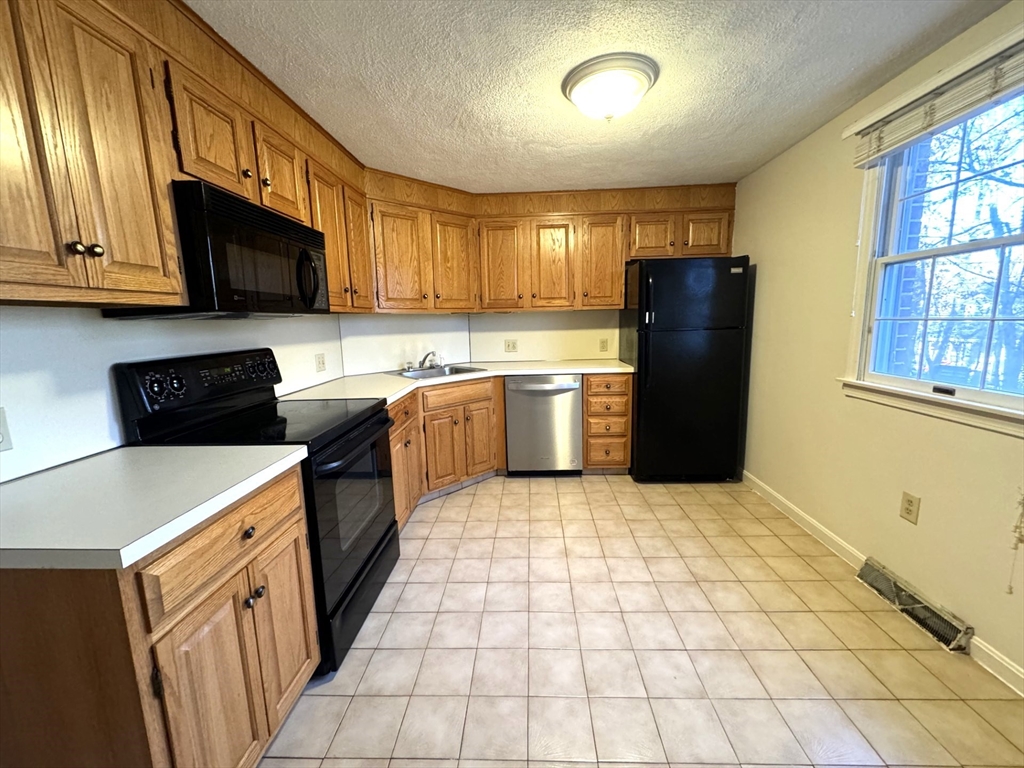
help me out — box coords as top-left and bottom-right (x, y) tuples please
(562, 53), (659, 121)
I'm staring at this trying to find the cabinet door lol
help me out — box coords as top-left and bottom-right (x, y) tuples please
(405, 421), (425, 511)
(372, 201), (433, 310)
(308, 160), (352, 311)
(479, 219), (526, 310)
(680, 211), (731, 256)
(423, 407), (465, 491)
(168, 61), (257, 202)
(154, 570), (267, 768)
(254, 120), (310, 224)
(343, 187), (375, 309)
(389, 429), (412, 528)
(36, 0), (182, 296)
(0, 0), (84, 290)
(579, 214), (625, 308)
(529, 217), (576, 308)
(249, 521), (319, 733)
(464, 401), (495, 477)
(629, 213), (678, 258)
(431, 212), (477, 310)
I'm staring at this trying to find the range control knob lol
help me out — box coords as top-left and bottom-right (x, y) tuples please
(168, 375), (187, 394)
(265, 357), (278, 376)
(246, 361), (258, 378)
(255, 360), (268, 376)
(145, 374), (167, 399)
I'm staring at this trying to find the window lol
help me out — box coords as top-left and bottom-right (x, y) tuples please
(866, 93), (1023, 409)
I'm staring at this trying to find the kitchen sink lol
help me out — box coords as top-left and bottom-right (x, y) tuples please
(395, 365), (485, 379)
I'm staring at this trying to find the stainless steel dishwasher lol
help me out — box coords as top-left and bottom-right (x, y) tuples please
(505, 375), (583, 472)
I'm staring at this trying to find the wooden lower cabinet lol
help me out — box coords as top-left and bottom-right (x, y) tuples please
(424, 406), (466, 491)
(464, 399), (496, 476)
(583, 374), (633, 468)
(421, 379), (497, 492)
(0, 467), (318, 768)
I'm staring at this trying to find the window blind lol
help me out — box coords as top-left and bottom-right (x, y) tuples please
(853, 41), (1024, 168)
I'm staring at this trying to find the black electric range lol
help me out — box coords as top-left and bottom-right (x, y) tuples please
(113, 348), (399, 674)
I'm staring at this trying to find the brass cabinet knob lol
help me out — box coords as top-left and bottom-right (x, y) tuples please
(604, 449), (611, 456)
(68, 240), (87, 255)
(242, 169), (253, 179)
(86, 244), (105, 257)
(583, 292), (588, 297)
(683, 240), (689, 246)
(532, 293), (537, 298)
(454, 419), (459, 425)
(605, 404), (611, 410)
(605, 424), (611, 431)
(423, 294), (428, 299)
(261, 177), (271, 187)
(605, 383), (612, 389)
(465, 415), (471, 422)
(669, 240), (675, 246)
(518, 294), (523, 299)
(436, 293), (441, 299)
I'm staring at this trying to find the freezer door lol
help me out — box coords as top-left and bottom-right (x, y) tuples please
(633, 329), (744, 480)
(641, 257), (749, 331)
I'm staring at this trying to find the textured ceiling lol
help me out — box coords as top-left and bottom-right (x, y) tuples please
(184, 0), (1004, 192)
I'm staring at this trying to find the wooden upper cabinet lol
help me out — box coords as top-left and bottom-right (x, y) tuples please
(423, 407), (465, 491)
(529, 217), (576, 309)
(629, 213), (678, 258)
(464, 401), (495, 477)
(248, 521), (318, 734)
(680, 211), (731, 256)
(20, 0), (182, 299)
(254, 121), (310, 224)
(343, 187), (375, 309)
(154, 570), (268, 768)
(0, 0), (84, 291)
(372, 201), (433, 310)
(308, 160), (351, 311)
(479, 219), (526, 310)
(431, 212), (477, 311)
(168, 61), (257, 202)
(579, 214), (625, 308)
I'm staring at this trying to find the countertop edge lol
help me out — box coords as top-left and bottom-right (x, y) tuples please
(0, 446), (308, 571)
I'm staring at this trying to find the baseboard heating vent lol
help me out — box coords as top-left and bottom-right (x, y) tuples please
(857, 557), (974, 652)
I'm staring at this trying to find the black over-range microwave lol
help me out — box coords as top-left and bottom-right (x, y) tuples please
(105, 180), (329, 318)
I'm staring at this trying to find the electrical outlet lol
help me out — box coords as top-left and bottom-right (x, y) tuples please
(0, 408), (12, 452)
(504, 339), (518, 353)
(900, 492), (921, 525)
(314, 353), (326, 373)
(599, 338), (609, 353)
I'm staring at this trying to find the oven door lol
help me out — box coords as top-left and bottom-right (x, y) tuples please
(311, 413), (396, 613)
(205, 211), (328, 313)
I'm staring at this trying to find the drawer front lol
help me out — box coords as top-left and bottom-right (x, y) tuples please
(421, 379), (494, 411)
(388, 392), (419, 432)
(586, 394), (629, 415)
(586, 437), (629, 466)
(586, 375), (630, 395)
(587, 415), (629, 437)
(138, 470), (303, 631)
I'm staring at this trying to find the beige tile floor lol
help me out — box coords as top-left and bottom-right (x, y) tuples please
(261, 475), (1023, 768)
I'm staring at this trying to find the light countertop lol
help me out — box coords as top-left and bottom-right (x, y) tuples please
(0, 445), (307, 570)
(281, 359), (634, 404)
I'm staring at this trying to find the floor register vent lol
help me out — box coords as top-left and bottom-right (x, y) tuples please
(857, 557), (974, 652)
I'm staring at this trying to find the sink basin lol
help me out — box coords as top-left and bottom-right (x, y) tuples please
(396, 365), (485, 379)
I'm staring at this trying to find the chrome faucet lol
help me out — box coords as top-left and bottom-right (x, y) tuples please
(419, 350), (438, 368)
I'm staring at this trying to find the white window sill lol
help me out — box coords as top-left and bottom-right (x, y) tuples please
(838, 378), (1024, 439)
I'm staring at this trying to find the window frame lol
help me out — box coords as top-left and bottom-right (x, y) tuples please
(843, 103), (1024, 436)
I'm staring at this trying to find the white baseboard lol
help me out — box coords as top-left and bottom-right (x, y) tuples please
(742, 469), (1024, 697)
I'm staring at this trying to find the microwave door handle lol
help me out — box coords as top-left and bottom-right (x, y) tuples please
(309, 254), (320, 306)
(295, 249), (314, 309)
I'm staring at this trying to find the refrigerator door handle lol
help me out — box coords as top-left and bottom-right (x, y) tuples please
(645, 275), (655, 329)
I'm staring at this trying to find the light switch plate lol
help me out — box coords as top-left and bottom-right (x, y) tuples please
(599, 338), (609, 352)
(504, 339), (518, 353)
(314, 353), (326, 373)
(0, 407), (12, 452)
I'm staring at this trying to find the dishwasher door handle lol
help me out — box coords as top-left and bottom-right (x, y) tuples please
(506, 382), (581, 392)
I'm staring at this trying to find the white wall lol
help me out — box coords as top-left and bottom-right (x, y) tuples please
(338, 314), (470, 375)
(0, 306), (343, 482)
(469, 311), (619, 362)
(732, 1), (1024, 669)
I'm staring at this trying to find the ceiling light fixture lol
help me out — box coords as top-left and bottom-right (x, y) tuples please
(562, 52), (659, 121)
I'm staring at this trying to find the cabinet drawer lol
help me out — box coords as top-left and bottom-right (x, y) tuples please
(587, 415), (629, 437)
(421, 379), (493, 411)
(586, 375), (630, 395)
(586, 437), (629, 466)
(138, 470), (303, 631)
(586, 394), (629, 415)
(388, 392), (419, 432)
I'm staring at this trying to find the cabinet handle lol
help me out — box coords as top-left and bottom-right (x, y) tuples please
(605, 383), (612, 389)
(605, 424), (611, 431)
(604, 449), (611, 456)
(243, 526), (256, 540)
(532, 293), (537, 298)
(669, 240), (675, 247)
(454, 419), (459, 425)
(254, 585), (266, 599)
(353, 288), (359, 295)
(404, 439), (411, 448)
(261, 177), (272, 187)
(465, 414), (471, 422)
(583, 291), (588, 297)
(242, 168), (253, 179)
(436, 293), (441, 299)
(422, 294), (428, 300)
(68, 240), (87, 255)
(683, 240), (689, 246)
(86, 243), (105, 257)
(403, 409), (409, 417)
(344, 286), (350, 293)
(605, 404), (611, 410)
(243, 596), (255, 609)
(518, 293), (523, 299)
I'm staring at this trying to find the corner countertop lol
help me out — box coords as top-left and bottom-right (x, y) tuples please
(0, 445), (307, 570)
(281, 359), (634, 404)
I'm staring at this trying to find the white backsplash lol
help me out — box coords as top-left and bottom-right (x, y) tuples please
(338, 313), (471, 375)
(469, 311), (620, 361)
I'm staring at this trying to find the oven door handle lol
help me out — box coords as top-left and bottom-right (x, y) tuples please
(313, 413), (394, 475)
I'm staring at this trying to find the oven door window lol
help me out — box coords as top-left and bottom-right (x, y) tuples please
(313, 431), (396, 611)
(207, 213), (303, 312)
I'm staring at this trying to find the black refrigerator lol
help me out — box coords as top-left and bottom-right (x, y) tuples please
(619, 256), (754, 482)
